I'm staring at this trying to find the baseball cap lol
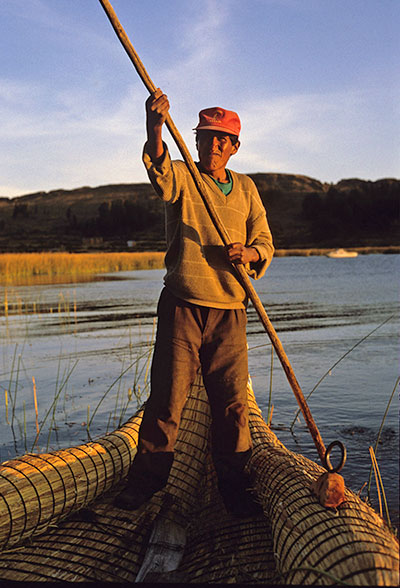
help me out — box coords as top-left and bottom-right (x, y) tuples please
(194, 107), (241, 137)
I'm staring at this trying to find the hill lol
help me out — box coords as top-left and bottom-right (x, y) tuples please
(0, 174), (398, 252)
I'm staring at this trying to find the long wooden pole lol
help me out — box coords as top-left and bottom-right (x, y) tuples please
(98, 0), (327, 463)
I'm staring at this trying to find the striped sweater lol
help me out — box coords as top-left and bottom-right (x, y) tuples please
(143, 143), (274, 309)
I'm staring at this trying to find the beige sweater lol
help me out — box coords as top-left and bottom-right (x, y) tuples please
(143, 143), (274, 309)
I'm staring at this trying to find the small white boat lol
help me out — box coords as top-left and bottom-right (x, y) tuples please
(326, 248), (358, 258)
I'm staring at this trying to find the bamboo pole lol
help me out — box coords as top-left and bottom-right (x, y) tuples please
(98, 0), (327, 464)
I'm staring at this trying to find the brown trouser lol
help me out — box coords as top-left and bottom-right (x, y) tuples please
(138, 287), (252, 456)
(126, 287), (253, 497)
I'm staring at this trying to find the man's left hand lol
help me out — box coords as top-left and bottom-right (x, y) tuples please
(227, 243), (260, 264)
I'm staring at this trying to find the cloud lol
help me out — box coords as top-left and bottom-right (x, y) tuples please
(6, 0), (111, 46)
(1, 0), (235, 195)
(1, 0), (398, 196)
(234, 89), (398, 181)
(0, 79), (41, 105)
(154, 0), (231, 112)
(0, 76), (149, 195)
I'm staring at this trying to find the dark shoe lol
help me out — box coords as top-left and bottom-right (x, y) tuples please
(213, 450), (263, 518)
(114, 451), (174, 511)
(221, 483), (264, 518)
(218, 470), (263, 517)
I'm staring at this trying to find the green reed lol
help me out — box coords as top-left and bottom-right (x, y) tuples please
(2, 317), (155, 457)
(45, 358), (73, 451)
(117, 342), (154, 428)
(32, 360), (79, 451)
(289, 315), (394, 432)
(9, 346), (23, 452)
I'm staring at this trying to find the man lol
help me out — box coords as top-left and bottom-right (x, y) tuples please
(115, 89), (274, 516)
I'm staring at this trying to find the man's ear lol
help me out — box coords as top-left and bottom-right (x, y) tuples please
(231, 140), (240, 156)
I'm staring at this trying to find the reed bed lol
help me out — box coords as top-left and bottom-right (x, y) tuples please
(0, 252), (165, 284)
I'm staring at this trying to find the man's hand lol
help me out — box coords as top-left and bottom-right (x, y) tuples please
(146, 88), (169, 160)
(146, 88), (170, 129)
(227, 243), (260, 265)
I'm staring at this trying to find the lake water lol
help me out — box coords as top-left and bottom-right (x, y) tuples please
(1, 254), (398, 529)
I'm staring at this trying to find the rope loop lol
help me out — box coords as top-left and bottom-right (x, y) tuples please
(323, 441), (347, 473)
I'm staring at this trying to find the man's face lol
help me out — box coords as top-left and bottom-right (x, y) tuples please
(196, 130), (240, 176)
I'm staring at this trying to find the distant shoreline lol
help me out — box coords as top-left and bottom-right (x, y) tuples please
(274, 246), (400, 256)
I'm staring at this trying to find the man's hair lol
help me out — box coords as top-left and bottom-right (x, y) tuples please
(195, 130), (239, 146)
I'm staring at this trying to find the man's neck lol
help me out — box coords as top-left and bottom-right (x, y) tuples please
(197, 164), (228, 182)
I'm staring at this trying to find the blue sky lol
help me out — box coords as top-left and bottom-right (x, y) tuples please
(1, 0), (398, 197)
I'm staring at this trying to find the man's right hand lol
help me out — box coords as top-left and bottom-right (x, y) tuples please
(145, 89), (169, 161)
(146, 89), (169, 130)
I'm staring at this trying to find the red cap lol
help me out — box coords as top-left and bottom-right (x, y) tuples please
(194, 107), (241, 137)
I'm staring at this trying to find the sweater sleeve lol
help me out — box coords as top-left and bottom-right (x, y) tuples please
(245, 177), (274, 280)
(142, 142), (182, 204)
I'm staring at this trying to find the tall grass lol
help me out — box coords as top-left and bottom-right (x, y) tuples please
(0, 252), (165, 284)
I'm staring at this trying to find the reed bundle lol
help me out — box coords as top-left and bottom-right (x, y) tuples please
(246, 383), (399, 586)
(0, 407), (142, 551)
(0, 376), (398, 584)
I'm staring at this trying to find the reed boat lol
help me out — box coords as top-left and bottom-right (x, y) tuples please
(0, 375), (398, 585)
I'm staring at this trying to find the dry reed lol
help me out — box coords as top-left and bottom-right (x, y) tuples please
(0, 252), (165, 284)
(369, 446), (383, 518)
(4, 390), (9, 425)
(32, 377), (39, 437)
(369, 446), (392, 528)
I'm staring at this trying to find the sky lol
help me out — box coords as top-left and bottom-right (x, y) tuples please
(1, 0), (399, 197)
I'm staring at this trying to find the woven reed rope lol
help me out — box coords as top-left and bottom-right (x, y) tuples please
(0, 406), (143, 551)
(246, 378), (399, 586)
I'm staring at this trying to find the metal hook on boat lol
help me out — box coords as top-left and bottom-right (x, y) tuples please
(323, 440), (347, 473)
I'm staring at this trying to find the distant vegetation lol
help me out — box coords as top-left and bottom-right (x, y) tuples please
(302, 180), (399, 244)
(0, 252), (165, 284)
(0, 174), (398, 252)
